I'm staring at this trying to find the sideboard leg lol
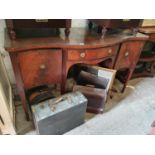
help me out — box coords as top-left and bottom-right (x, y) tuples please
(65, 28), (70, 37)
(61, 62), (72, 94)
(150, 61), (155, 74)
(121, 69), (133, 93)
(132, 28), (138, 36)
(61, 71), (69, 94)
(61, 66), (68, 94)
(10, 53), (30, 121)
(9, 30), (16, 40)
(121, 83), (127, 93)
(88, 21), (93, 30)
(61, 82), (66, 94)
(5, 20), (16, 40)
(101, 27), (107, 38)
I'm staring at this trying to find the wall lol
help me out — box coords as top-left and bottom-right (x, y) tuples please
(72, 19), (88, 27)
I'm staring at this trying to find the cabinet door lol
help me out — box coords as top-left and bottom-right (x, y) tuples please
(18, 49), (62, 89)
(114, 41), (144, 70)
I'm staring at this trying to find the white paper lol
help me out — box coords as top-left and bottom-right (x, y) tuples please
(98, 69), (113, 92)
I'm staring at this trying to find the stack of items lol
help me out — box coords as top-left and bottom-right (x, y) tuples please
(73, 65), (116, 114)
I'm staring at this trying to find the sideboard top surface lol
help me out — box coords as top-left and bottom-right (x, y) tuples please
(5, 28), (148, 52)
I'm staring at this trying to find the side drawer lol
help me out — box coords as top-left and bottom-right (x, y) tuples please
(18, 49), (62, 89)
(67, 46), (118, 61)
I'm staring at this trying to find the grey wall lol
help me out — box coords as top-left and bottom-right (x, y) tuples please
(72, 19), (88, 27)
(0, 19), (88, 84)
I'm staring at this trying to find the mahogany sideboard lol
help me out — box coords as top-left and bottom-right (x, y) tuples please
(4, 28), (148, 120)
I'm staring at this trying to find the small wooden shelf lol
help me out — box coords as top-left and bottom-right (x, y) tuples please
(139, 50), (155, 62)
(133, 27), (155, 78)
(139, 56), (155, 62)
(132, 57), (155, 78)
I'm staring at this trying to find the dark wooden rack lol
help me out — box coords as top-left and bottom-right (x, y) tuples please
(132, 27), (155, 78)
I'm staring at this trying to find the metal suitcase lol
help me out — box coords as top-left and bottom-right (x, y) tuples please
(73, 85), (107, 114)
(31, 91), (87, 135)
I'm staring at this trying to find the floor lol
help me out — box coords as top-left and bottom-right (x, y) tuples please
(15, 77), (155, 135)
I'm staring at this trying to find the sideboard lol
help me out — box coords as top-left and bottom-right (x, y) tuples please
(4, 28), (148, 120)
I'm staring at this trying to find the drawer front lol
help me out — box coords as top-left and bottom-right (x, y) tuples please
(67, 46), (118, 61)
(18, 49), (62, 89)
(114, 41), (144, 69)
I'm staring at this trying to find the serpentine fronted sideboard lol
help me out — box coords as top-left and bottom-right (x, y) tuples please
(5, 28), (148, 120)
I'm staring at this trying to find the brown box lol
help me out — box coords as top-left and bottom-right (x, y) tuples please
(73, 85), (106, 114)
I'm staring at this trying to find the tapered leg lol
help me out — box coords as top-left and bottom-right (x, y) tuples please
(61, 77), (67, 94)
(88, 21), (93, 30)
(121, 69), (133, 93)
(101, 27), (107, 38)
(9, 30), (16, 40)
(10, 53), (30, 121)
(65, 28), (70, 37)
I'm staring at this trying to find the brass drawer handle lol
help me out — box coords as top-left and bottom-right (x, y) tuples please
(125, 52), (129, 57)
(80, 52), (86, 58)
(108, 49), (112, 54)
(39, 64), (46, 69)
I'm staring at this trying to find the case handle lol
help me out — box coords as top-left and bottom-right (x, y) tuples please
(48, 96), (72, 112)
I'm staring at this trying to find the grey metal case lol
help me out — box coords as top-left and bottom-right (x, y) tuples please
(31, 91), (87, 135)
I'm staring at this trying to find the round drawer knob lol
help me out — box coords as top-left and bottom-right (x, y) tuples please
(108, 49), (112, 54)
(125, 52), (129, 57)
(80, 52), (86, 58)
(39, 64), (46, 69)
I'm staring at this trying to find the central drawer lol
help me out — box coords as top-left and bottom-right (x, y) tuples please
(67, 46), (118, 61)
